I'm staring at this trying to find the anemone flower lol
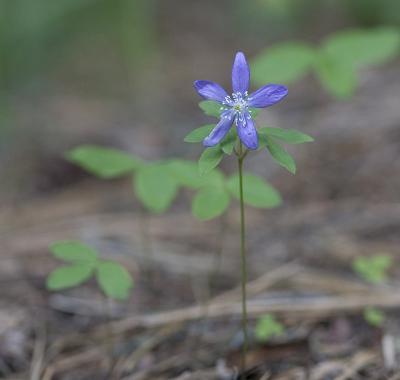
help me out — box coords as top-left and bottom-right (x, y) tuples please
(194, 52), (288, 150)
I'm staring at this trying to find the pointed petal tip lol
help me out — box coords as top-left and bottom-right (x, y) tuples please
(193, 80), (228, 103)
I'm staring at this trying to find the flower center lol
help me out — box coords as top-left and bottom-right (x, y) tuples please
(222, 91), (249, 116)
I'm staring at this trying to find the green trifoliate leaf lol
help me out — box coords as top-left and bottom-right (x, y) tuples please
(226, 173), (281, 208)
(167, 160), (224, 189)
(259, 127), (314, 144)
(352, 254), (392, 284)
(134, 163), (179, 213)
(50, 241), (98, 263)
(364, 307), (385, 328)
(314, 54), (357, 99)
(199, 101), (222, 118)
(184, 124), (214, 143)
(263, 136), (296, 174)
(66, 145), (142, 179)
(47, 264), (94, 290)
(198, 146), (224, 175)
(252, 42), (316, 85)
(220, 129), (237, 155)
(191, 186), (230, 221)
(322, 27), (400, 68)
(96, 260), (133, 300)
(255, 314), (285, 342)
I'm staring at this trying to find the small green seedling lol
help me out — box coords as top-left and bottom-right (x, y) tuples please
(364, 307), (385, 328)
(255, 314), (285, 342)
(352, 254), (392, 328)
(47, 240), (134, 300)
(352, 254), (392, 284)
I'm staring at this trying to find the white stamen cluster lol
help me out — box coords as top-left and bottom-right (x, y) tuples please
(220, 91), (252, 125)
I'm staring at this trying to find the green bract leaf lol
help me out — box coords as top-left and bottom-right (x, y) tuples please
(252, 42), (316, 85)
(96, 261), (134, 300)
(192, 186), (230, 221)
(314, 54), (357, 99)
(199, 101), (222, 117)
(364, 307), (385, 328)
(322, 28), (400, 68)
(66, 145), (141, 178)
(352, 254), (392, 284)
(50, 241), (98, 263)
(198, 146), (224, 175)
(184, 124), (214, 143)
(134, 163), (179, 213)
(167, 160), (224, 189)
(226, 173), (281, 208)
(263, 137), (296, 174)
(255, 314), (285, 342)
(259, 127), (314, 144)
(220, 129), (237, 155)
(47, 264), (94, 290)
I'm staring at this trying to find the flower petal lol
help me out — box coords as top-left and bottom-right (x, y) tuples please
(203, 111), (235, 147)
(194, 80), (228, 103)
(232, 52), (250, 94)
(248, 84), (288, 108)
(236, 112), (258, 150)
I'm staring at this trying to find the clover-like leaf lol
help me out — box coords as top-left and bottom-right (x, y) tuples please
(192, 186), (230, 221)
(47, 264), (94, 290)
(134, 163), (179, 213)
(262, 136), (296, 174)
(96, 261), (134, 300)
(184, 124), (214, 143)
(167, 160), (224, 189)
(198, 146), (224, 175)
(67, 145), (142, 178)
(50, 240), (98, 263)
(322, 27), (400, 68)
(199, 101), (222, 118)
(259, 127), (314, 144)
(252, 42), (316, 85)
(255, 314), (285, 342)
(314, 54), (357, 99)
(226, 173), (281, 208)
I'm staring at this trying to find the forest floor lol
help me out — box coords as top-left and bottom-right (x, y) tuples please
(1, 67), (400, 379)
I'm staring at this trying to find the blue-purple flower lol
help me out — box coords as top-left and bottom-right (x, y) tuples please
(194, 52), (288, 150)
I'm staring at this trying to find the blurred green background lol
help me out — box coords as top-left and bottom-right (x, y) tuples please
(1, 0), (400, 201)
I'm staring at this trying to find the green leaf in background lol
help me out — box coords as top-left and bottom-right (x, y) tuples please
(252, 42), (316, 85)
(191, 186), (230, 221)
(226, 173), (281, 208)
(220, 129), (237, 155)
(352, 254), (392, 284)
(314, 54), (357, 99)
(199, 101), (222, 117)
(167, 160), (224, 189)
(364, 307), (385, 328)
(67, 145), (142, 179)
(198, 146), (224, 175)
(184, 124), (214, 143)
(47, 264), (94, 290)
(50, 240), (98, 263)
(259, 127), (314, 144)
(255, 314), (285, 342)
(322, 27), (400, 68)
(134, 163), (179, 213)
(96, 261), (133, 300)
(262, 136), (296, 174)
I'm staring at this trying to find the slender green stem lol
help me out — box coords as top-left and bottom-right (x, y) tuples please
(238, 145), (248, 372)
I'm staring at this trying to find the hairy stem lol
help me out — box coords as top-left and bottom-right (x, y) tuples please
(238, 145), (248, 372)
